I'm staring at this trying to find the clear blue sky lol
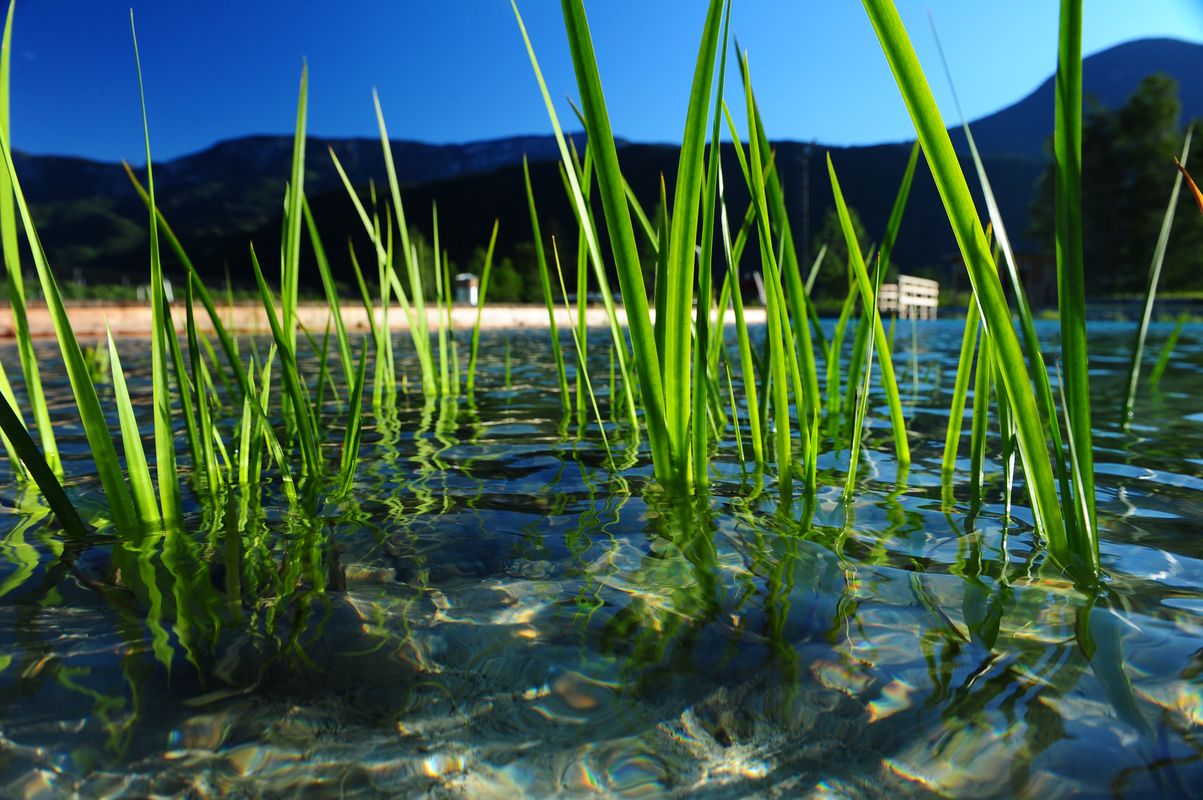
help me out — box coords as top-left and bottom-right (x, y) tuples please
(7, 0), (1203, 163)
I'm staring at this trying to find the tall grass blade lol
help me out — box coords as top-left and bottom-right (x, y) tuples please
(131, 12), (182, 525)
(662, 0), (724, 488)
(1149, 314), (1187, 388)
(106, 325), (161, 527)
(122, 164), (249, 399)
(691, 0), (733, 492)
(0, 76), (140, 537)
(969, 327), (993, 508)
(467, 220), (500, 395)
(514, 0), (672, 487)
(860, 0), (1068, 560)
(942, 302), (980, 477)
(523, 157), (571, 415)
(1121, 128), (1193, 426)
(0, 0), (58, 476)
(827, 155), (910, 465)
(1052, 0), (1094, 533)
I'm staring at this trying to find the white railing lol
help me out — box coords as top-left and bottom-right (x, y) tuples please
(878, 275), (938, 319)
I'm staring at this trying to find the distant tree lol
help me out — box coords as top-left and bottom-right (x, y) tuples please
(810, 204), (868, 299)
(1030, 73), (1203, 294)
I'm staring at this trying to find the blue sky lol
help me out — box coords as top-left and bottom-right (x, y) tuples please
(7, 0), (1203, 163)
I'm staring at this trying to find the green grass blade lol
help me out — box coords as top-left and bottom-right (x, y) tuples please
(121, 163), (248, 400)
(1121, 128), (1192, 426)
(304, 197), (355, 389)
(523, 157), (571, 415)
(106, 325), (161, 526)
(844, 254), (886, 501)
(281, 63), (308, 352)
(0, 0), (58, 476)
(249, 244), (321, 478)
(516, 0), (671, 487)
(467, 220), (500, 395)
(1149, 314), (1187, 388)
(736, 61), (822, 419)
(662, 0), (724, 487)
(860, 0), (1068, 558)
(371, 93), (437, 395)
(1053, 0), (1094, 534)
(969, 327), (993, 508)
(942, 301), (981, 477)
(0, 91), (139, 538)
(185, 277), (220, 494)
(717, 160), (763, 464)
(131, 12), (182, 525)
(339, 340), (370, 495)
(552, 238), (613, 468)
(827, 155), (910, 465)
(691, 0), (733, 492)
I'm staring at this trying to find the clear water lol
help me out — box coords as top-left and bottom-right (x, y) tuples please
(1, 319), (1201, 798)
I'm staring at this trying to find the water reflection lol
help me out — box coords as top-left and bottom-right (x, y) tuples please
(0, 322), (1201, 795)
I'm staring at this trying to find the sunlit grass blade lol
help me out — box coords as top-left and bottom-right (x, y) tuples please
(552, 238), (613, 469)
(523, 157), (571, 415)
(928, 20), (1080, 547)
(969, 327), (993, 509)
(1052, 0), (1094, 534)
(122, 163), (248, 399)
(1149, 314), (1187, 388)
(691, 0), (733, 492)
(737, 55), (822, 418)
(0, 0), (58, 477)
(514, 0), (671, 486)
(717, 160), (763, 465)
(0, 94), (138, 538)
(372, 93), (437, 396)
(183, 276), (217, 494)
(860, 0), (1068, 561)
(660, 0), (724, 489)
(339, 341), (370, 495)
(1121, 128), (1193, 426)
(942, 301), (980, 479)
(828, 155), (909, 465)
(304, 198), (355, 389)
(844, 253), (886, 501)
(249, 244), (321, 478)
(466, 220), (500, 395)
(281, 63), (308, 353)
(131, 12), (182, 525)
(106, 325), (160, 527)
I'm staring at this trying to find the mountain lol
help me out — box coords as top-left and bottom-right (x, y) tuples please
(9, 37), (1201, 300)
(951, 38), (1203, 157)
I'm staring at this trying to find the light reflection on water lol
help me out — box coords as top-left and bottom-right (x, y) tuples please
(0, 319), (1201, 797)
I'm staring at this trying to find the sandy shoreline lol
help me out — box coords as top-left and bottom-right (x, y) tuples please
(0, 302), (770, 340)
